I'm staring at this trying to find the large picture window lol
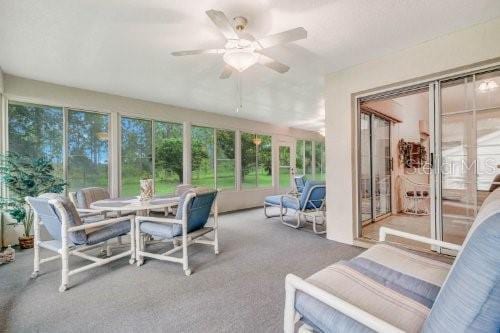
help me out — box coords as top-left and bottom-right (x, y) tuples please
(121, 117), (153, 196)
(216, 130), (235, 189)
(304, 140), (313, 178)
(297, 139), (325, 180)
(191, 126), (235, 189)
(315, 142), (326, 181)
(191, 126), (215, 188)
(8, 102), (64, 177)
(68, 110), (109, 191)
(154, 121), (184, 194)
(241, 133), (272, 188)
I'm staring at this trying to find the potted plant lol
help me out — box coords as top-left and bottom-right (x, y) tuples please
(0, 153), (66, 249)
(139, 173), (153, 201)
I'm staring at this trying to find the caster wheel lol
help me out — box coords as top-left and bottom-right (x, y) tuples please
(129, 258), (135, 265)
(136, 258), (144, 267)
(59, 285), (67, 292)
(184, 268), (191, 276)
(215, 250), (219, 255)
(31, 271), (39, 279)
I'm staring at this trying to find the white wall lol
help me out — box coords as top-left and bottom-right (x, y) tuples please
(1, 74), (322, 245)
(325, 17), (500, 244)
(0, 66), (4, 93)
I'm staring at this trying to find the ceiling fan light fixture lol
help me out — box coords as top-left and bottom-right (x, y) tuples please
(223, 50), (259, 72)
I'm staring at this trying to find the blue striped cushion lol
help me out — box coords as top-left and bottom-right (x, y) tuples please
(422, 213), (500, 332)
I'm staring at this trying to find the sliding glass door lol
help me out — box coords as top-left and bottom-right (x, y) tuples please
(359, 112), (392, 224)
(438, 69), (500, 245)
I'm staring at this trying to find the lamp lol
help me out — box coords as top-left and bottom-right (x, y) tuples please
(253, 135), (262, 146)
(223, 49), (259, 72)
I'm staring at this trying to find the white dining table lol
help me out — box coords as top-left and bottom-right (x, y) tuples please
(90, 195), (180, 215)
(88, 196), (180, 264)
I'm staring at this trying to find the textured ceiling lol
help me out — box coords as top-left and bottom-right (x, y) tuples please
(1, 0), (499, 131)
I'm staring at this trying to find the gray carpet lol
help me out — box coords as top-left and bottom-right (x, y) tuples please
(0, 208), (363, 333)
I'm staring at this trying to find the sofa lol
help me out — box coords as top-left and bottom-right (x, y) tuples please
(284, 188), (500, 332)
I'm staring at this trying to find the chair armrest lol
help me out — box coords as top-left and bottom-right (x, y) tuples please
(77, 209), (106, 218)
(68, 215), (133, 232)
(284, 274), (404, 333)
(135, 216), (183, 225)
(379, 227), (462, 252)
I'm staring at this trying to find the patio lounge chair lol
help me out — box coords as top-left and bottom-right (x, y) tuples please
(284, 188), (500, 332)
(264, 180), (326, 234)
(26, 194), (135, 292)
(135, 188), (219, 276)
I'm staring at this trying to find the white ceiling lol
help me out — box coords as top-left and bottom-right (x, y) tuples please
(1, 0), (499, 132)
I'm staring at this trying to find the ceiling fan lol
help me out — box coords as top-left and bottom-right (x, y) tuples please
(171, 9), (307, 79)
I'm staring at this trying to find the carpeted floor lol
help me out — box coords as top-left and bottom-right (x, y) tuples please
(0, 208), (363, 333)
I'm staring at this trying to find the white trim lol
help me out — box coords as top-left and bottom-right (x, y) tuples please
(379, 226), (462, 251)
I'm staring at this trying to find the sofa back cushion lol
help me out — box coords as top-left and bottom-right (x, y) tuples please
(299, 181), (326, 210)
(174, 188), (217, 235)
(27, 194), (87, 245)
(422, 191), (500, 332)
(75, 187), (110, 209)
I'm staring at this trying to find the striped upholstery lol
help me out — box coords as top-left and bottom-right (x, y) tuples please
(75, 187), (110, 209)
(295, 247), (442, 333)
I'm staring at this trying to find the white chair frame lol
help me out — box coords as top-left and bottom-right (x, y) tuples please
(29, 198), (136, 292)
(135, 192), (219, 276)
(283, 227), (462, 333)
(264, 185), (326, 234)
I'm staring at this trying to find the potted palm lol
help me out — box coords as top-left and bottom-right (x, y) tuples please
(0, 153), (66, 249)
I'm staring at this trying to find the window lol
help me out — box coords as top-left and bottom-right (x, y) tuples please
(315, 142), (326, 180)
(241, 132), (272, 188)
(121, 117), (152, 196)
(67, 110), (109, 191)
(216, 129), (235, 189)
(304, 140), (313, 178)
(191, 126), (215, 188)
(154, 121), (183, 194)
(8, 102), (64, 177)
(279, 146), (291, 189)
(296, 140), (304, 175)
(191, 126), (236, 189)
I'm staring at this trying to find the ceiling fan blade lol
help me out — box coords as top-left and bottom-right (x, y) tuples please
(206, 9), (239, 40)
(256, 27), (307, 49)
(257, 54), (290, 74)
(171, 49), (225, 56)
(219, 65), (233, 79)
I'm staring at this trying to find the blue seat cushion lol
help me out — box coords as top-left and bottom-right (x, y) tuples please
(264, 195), (282, 206)
(140, 222), (179, 239)
(86, 220), (131, 245)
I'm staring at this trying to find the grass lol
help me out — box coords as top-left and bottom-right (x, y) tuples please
(72, 169), (323, 197)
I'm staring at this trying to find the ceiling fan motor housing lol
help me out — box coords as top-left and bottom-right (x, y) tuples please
(233, 16), (248, 31)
